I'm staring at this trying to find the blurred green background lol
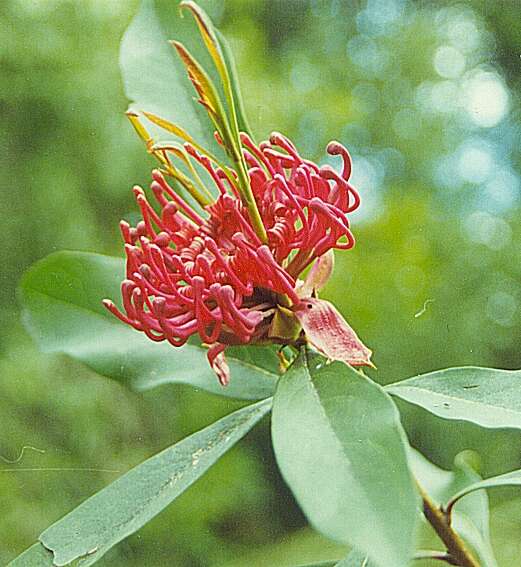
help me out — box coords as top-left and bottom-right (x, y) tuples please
(2, 0), (521, 565)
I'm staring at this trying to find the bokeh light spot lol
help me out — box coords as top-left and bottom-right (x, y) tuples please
(462, 71), (509, 127)
(456, 139), (495, 184)
(433, 45), (466, 79)
(463, 211), (512, 250)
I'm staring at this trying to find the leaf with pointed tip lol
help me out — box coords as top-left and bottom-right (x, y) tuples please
(272, 350), (416, 567)
(387, 366), (521, 429)
(19, 251), (278, 400)
(9, 398), (271, 567)
(171, 40), (221, 121)
(180, 1), (228, 88)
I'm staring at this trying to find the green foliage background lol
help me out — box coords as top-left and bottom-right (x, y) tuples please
(2, 0), (521, 565)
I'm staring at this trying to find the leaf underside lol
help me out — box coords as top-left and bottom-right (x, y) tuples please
(387, 366), (521, 430)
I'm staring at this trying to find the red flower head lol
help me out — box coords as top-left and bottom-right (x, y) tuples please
(104, 133), (367, 383)
(104, 2), (372, 384)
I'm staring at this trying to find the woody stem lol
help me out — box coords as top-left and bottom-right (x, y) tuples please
(417, 481), (480, 567)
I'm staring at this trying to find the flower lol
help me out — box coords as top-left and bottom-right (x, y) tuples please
(104, 1), (373, 384)
(103, 132), (365, 384)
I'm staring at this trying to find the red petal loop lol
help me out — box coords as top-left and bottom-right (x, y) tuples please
(293, 298), (373, 368)
(105, 132), (363, 384)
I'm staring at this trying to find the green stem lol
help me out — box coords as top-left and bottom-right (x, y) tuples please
(417, 482), (480, 567)
(232, 149), (268, 243)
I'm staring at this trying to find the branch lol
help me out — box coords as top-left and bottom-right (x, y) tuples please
(417, 481), (480, 567)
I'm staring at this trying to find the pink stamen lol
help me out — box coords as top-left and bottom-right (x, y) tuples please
(105, 134), (360, 385)
(151, 170), (204, 225)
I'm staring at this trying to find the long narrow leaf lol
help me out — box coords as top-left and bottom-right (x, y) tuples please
(272, 350), (417, 567)
(9, 398), (271, 566)
(387, 366), (521, 429)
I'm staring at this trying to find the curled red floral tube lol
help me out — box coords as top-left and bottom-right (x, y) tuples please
(104, 132), (368, 384)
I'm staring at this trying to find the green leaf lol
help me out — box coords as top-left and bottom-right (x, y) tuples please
(271, 350), (417, 567)
(454, 515), (498, 567)
(447, 468), (521, 512)
(216, 29), (252, 135)
(335, 550), (376, 566)
(120, 1), (252, 147)
(9, 398), (271, 567)
(19, 251), (278, 400)
(7, 543), (54, 567)
(395, 396), (521, 478)
(387, 366), (521, 429)
(120, 0), (215, 149)
(409, 450), (486, 523)
(410, 450), (498, 567)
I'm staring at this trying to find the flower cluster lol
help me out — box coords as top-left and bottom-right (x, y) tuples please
(104, 132), (361, 383)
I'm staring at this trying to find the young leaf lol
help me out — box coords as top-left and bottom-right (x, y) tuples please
(170, 40), (226, 130)
(446, 468), (521, 515)
(175, 1), (266, 242)
(180, 1), (229, 90)
(179, 2), (247, 144)
(9, 398), (271, 567)
(18, 251), (278, 400)
(272, 349), (417, 567)
(386, 366), (521, 429)
(215, 28), (252, 135)
(142, 110), (218, 160)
